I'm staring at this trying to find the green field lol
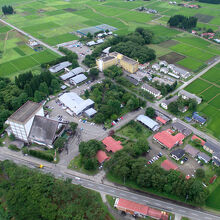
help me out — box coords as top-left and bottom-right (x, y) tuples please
(206, 185), (220, 210)
(185, 64), (220, 139)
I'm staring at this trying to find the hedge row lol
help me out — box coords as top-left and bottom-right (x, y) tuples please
(29, 150), (54, 162)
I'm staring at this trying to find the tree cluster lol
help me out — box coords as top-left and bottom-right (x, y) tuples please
(145, 107), (155, 118)
(79, 140), (102, 170)
(83, 27), (156, 67)
(198, 0), (220, 4)
(104, 65), (123, 79)
(168, 97), (197, 115)
(105, 150), (209, 204)
(151, 80), (177, 96)
(168, 15), (198, 30)
(88, 79), (145, 124)
(58, 47), (79, 68)
(2, 5), (14, 15)
(89, 68), (99, 80)
(0, 160), (111, 220)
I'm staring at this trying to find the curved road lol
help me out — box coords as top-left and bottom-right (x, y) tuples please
(0, 18), (64, 57)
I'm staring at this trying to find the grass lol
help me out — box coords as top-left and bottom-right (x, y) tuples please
(106, 195), (115, 208)
(206, 184), (220, 211)
(68, 155), (98, 176)
(201, 66), (220, 86)
(185, 79), (210, 94)
(177, 57), (204, 72)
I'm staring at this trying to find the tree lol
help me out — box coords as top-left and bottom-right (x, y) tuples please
(168, 102), (179, 114)
(94, 113), (105, 124)
(69, 122), (78, 132)
(89, 68), (99, 80)
(84, 158), (98, 170)
(34, 90), (42, 102)
(24, 83), (33, 97)
(84, 90), (90, 98)
(54, 137), (66, 150)
(168, 15), (197, 30)
(39, 82), (49, 96)
(195, 169), (205, 179)
(72, 59), (79, 69)
(51, 79), (60, 91)
(216, 167), (220, 176)
(2, 5), (14, 15)
(145, 107), (155, 118)
(87, 32), (93, 39)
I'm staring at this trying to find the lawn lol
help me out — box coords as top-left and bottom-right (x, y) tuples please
(206, 185), (220, 211)
(185, 79), (211, 95)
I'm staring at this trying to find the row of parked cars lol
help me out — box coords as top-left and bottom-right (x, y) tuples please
(148, 152), (163, 164)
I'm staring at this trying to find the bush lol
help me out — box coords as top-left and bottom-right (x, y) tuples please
(29, 150), (54, 162)
(8, 144), (20, 152)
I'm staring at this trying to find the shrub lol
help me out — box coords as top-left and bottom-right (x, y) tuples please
(8, 144), (20, 152)
(29, 150), (54, 162)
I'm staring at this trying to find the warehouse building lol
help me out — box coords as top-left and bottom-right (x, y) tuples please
(60, 67), (85, 81)
(49, 61), (72, 73)
(69, 74), (87, 85)
(136, 115), (160, 131)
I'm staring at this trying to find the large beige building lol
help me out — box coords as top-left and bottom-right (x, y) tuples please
(96, 52), (139, 74)
(7, 101), (44, 142)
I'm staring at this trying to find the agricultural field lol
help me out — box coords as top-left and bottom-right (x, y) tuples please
(185, 64), (220, 139)
(0, 23), (59, 78)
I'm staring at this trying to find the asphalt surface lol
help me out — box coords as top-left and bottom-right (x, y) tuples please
(0, 19), (64, 56)
(0, 151), (219, 220)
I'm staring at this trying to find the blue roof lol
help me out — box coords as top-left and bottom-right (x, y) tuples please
(192, 112), (206, 124)
(184, 116), (192, 122)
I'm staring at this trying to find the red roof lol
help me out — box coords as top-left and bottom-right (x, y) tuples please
(161, 159), (178, 171)
(96, 150), (109, 163)
(153, 129), (185, 149)
(102, 136), (123, 153)
(191, 135), (205, 146)
(115, 198), (168, 219)
(186, 175), (191, 180)
(156, 116), (167, 124)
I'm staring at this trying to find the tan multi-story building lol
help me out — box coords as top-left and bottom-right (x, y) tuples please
(96, 52), (139, 74)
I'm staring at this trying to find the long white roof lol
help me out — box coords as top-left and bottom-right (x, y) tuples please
(70, 74), (87, 84)
(137, 115), (159, 131)
(49, 61), (71, 73)
(59, 92), (94, 115)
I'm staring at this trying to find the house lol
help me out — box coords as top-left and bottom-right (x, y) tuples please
(6, 101), (44, 142)
(203, 141), (220, 154)
(159, 60), (168, 67)
(152, 63), (160, 71)
(170, 149), (185, 161)
(155, 110), (171, 124)
(167, 64), (175, 71)
(68, 66), (85, 76)
(126, 75), (139, 86)
(197, 152), (211, 163)
(173, 66), (191, 79)
(102, 136), (123, 153)
(136, 115), (160, 132)
(84, 108), (97, 118)
(96, 150), (109, 164)
(172, 122), (192, 136)
(161, 96), (178, 110)
(28, 116), (62, 148)
(153, 129), (185, 150)
(86, 41), (96, 47)
(156, 116), (167, 125)
(184, 144), (199, 158)
(59, 92), (94, 115)
(141, 83), (161, 98)
(152, 77), (175, 86)
(96, 56), (118, 71)
(96, 39), (104, 44)
(49, 61), (72, 73)
(191, 135), (205, 146)
(212, 152), (220, 167)
(114, 198), (168, 220)
(178, 90), (202, 104)
(160, 67), (168, 74)
(69, 74), (87, 85)
(161, 159), (178, 171)
(192, 112), (206, 125)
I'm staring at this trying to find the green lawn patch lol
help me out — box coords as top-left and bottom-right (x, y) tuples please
(200, 85), (220, 102)
(177, 57), (204, 72)
(209, 95), (220, 109)
(44, 33), (78, 46)
(0, 61), (18, 77)
(31, 50), (60, 64)
(201, 67), (220, 86)
(185, 79), (210, 95)
(23, 22), (60, 32)
(13, 47), (26, 56)
(206, 185), (220, 211)
(106, 195), (115, 208)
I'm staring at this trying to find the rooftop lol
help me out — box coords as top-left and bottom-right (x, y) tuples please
(171, 148), (185, 159)
(49, 61), (71, 73)
(84, 108), (97, 117)
(137, 115), (160, 131)
(156, 116), (167, 124)
(178, 90), (202, 103)
(161, 159), (178, 171)
(153, 129), (185, 149)
(96, 150), (109, 163)
(101, 56), (116, 62)
(192, 112), (206, 124)
(184, 144), (200, 157)
(8, 101), (42, 124)
(191, 135), (205, 146)
(162, 95), (178, 106)
(28, 116), (59, 146)
(142, 83), (161, 95)
(102, 136), (123, 153)
(198, 152), (211, 162)
(121, 55), (138, 65)
(205, 141), (220, 153)
(70, 74), (87, 84)
(172, 122), (192, 136)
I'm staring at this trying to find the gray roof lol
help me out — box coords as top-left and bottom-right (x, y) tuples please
(137, 114), (160, 131)
(142, 83), (161, 96)
(101, 56), (116, 62)
(173, 66), (189, 75)
(171, 148), (185, 159)
(178, 90), (202, 104)
(60, 71), (75, 81)
(29, 116), (59, 146)
(70, 67), (85, 75)
(172, 122), (192, 136)
(121, 56), (138, 65)
(205, 141), (220, 153)
(184, 144), (200, 157)
(198, 152), (211, 162)
(70, 74), (87, 84)
(162, 95), (178, 106)
(8, 101), (42, 124)
(126, 75), (139, 86)
(84, 108), (97, 117)
(49, 61), (71, 73)
(213, 152), (220, 160)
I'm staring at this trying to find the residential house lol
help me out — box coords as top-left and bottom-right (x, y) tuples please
(136, 115), (160, 132)
(161, 159), (178, 171)
(153, 129), (185, 150)
(172, 122), (192, 137)
(192, 112), (206, 125)
(159, 60), (168, 67)
(96, 150), (109, 164)
(178, 90), (202, 104)
(6, 101), (44, 142)
(161, 96), (178, 110)
(203, 141), (220, 154)
(152, 63), (160, 71)
(160, 67), (168, 74)
(168, 72), (180, 79)
(102, 136), (123, 153)
(170, 149), (185, 161)
(173, 66), (191, 79)
(184, 144), (199, 158)
(152, 77), (175, 86)
(156, 116), (167, 125)
(141, 83), (161, 98)
(212, 152), (220, 167)
(197, 152), (211, 163)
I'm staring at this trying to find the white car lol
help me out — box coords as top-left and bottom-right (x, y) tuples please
(75, 177), (81, 180)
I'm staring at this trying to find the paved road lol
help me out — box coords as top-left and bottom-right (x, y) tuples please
(158, 57), (220, 105)
(0, 150), (219, 220)
(0, 19), (64, 56)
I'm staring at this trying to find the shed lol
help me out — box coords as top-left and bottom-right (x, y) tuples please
(136, 115), (160, 131)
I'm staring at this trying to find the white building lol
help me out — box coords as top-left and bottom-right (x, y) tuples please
(60, 67), (85, 81)
(168, 72), (180, 79)
(161, 95), (178, 109)
(59, 92), (94, 115)
(49, 61), (72, 73)
(69, 74), (87, 85)
(7, 101), (44, 142)
(136, 115), (160, 132)
(159, 60), (168, 67)
(141, 83), (161, 98)
(160, 67), (168, 74)
(152, 63), (160, 71)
